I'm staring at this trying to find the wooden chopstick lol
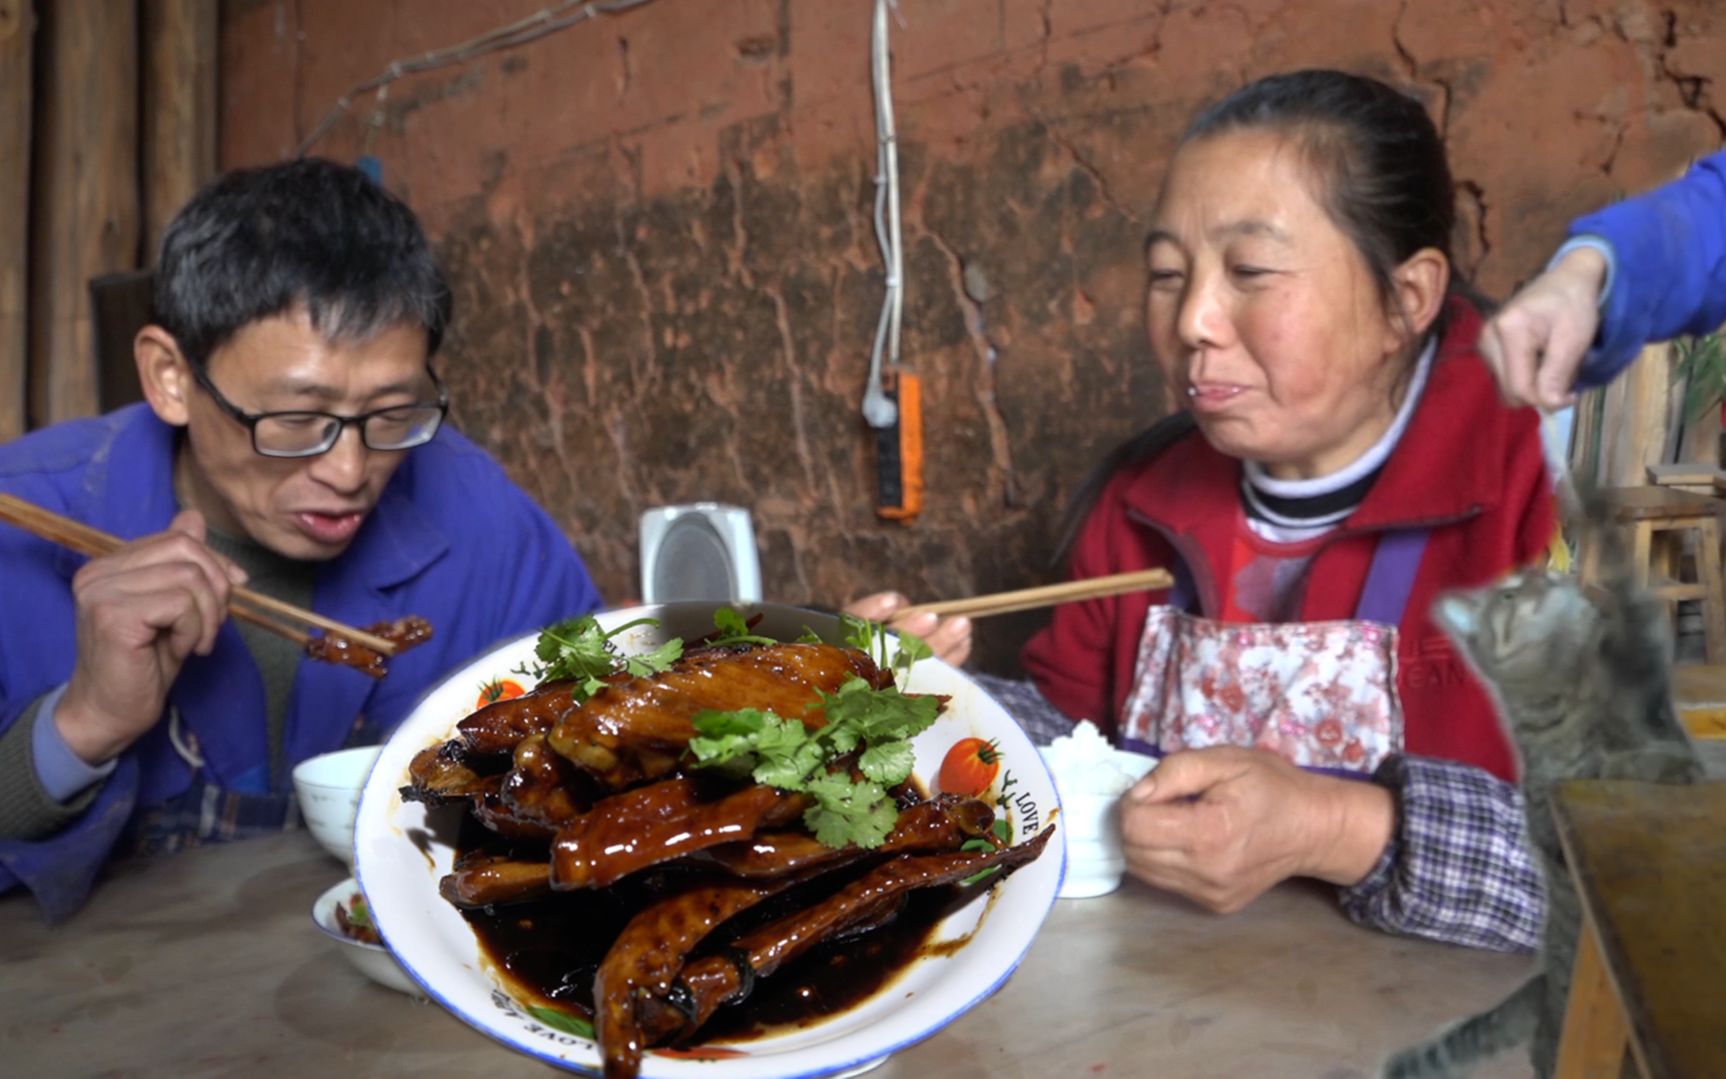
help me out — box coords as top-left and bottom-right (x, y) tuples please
(898, 568), (1176, 620)
(0, 492), (397, 655)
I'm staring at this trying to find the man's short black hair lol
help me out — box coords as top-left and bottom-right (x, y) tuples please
(152, 157), (452, 369)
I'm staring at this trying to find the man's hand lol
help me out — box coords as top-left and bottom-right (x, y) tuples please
(1118, 746), (1394, 914)
(54, 511), (247, 766)
(842, 591), (973, 667)
(1478, 245), (1609, 411)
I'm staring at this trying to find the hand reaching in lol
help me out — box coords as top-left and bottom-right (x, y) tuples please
(843, 591), (973, 668)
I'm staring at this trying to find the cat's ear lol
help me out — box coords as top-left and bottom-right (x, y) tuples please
(1431, 593), (1480, 638)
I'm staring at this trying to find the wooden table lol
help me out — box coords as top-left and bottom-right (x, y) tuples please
(1552, 780), (1726, 1078)
(0, 831), (1539, 1078)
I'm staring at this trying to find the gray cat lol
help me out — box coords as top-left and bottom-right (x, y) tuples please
(1382, 502), (1703, 1079)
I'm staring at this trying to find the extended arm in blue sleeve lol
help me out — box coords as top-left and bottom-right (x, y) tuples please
(1571, 150), (1726, 387)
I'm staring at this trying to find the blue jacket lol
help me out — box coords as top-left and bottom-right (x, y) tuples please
(1574, 149), (1726, 386)
(0, 404), (601, 917)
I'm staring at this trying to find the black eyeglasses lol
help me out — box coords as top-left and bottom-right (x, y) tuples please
(188, 363), (450, 459)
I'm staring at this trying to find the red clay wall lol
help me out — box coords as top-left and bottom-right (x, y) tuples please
(218, 0), (1726, 670)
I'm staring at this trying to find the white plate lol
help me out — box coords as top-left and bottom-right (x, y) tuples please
(353, 602), (1064, 1078)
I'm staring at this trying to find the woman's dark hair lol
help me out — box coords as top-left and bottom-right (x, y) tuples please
(152, 156), (452, 370)
(1185, 68), (1461, 337)
(1055, 69), (1465, 564)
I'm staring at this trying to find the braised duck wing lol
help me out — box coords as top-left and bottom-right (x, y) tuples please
(501, 732), (595, 828)
(456, 672), (629, 758)
(402, 740), (492, 804)
(643, 827), (1058, 1041)
(593, 877), (797, 1079)
(691, 793), (995, 879)
(439, 793), (995, 909)
(546, 643), (888, 790)
(468, 774), (559, 841)
(439, 851), (554, 908)
(551, 778), (810, 890)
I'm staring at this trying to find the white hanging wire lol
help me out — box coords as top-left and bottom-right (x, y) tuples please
(862, 0), (904, 430)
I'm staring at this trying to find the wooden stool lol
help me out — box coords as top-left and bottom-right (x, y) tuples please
(1551, 780), (1726, 1078)
(1583, 486), (1726, 664)
(1646, 462), (1725, 495)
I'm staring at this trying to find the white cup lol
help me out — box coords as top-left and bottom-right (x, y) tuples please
(1038, 744), (1157, 899)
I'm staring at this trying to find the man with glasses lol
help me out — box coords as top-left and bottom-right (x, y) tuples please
(0, 158), (602, 919)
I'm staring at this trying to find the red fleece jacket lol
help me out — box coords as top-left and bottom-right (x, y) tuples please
(1021, 302), (1555, 783)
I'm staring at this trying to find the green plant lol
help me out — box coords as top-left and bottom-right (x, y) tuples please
(1675, 332), (1726, 422)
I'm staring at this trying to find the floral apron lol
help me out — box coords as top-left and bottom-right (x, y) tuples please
(1119, 530), (1428, 776)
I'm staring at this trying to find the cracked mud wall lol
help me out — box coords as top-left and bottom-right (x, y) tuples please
(220, 0), (1726, 673)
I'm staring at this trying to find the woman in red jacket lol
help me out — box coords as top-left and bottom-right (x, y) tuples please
(942, 70), (1555, 952)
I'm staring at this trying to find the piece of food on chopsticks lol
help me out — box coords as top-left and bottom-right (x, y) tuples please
(0, 491), (432, 679)
(400, 610), (1053, 1079)
(303, 614), (434, 679)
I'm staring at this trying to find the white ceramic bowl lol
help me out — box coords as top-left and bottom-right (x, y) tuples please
(354, 602), (1064, 1078)
(311, 876), (424, 997)
(293, 745), (383, 864)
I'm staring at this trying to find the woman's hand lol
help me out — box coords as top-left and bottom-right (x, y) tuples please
(842, 591), (973, 667)
(1119, 746), (1394, 913)
(1478, 244), (1609, 411)
(55, 511), (247, 766)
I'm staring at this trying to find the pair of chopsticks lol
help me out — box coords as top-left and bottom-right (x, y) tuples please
(897, 568), (1175, 620)
(0, 492), (399, 656)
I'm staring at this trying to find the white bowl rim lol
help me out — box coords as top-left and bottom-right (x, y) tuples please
(292, 743), (386, 788)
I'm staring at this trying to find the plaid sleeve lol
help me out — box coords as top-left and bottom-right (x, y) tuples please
(1337, 754), (1545, 953)
(968, 673), (1079, 746)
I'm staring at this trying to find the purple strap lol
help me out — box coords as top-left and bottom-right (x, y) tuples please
(1161, 528), (1431, 626)
(1353, 529), (1431, 626)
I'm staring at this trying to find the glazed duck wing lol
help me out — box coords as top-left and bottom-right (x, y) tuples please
(439, 793), (996, 909)
(691, 794), (996, 878)
(546, 643), (889, 790)
(551, 777), (809, 890)
(403, 740), (492, 803)
(439, 851), (553, 908)
(593, 876), (802, 1079)
(456, 673), (619, 758)
(500, 731), (596, 828)
(641, 827), (1058, 1042)
(403, 674), (602, 800)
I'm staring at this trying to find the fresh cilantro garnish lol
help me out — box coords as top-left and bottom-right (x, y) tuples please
(802, 773), (899, 849)
(684, 615), (942, 851)
(705, 608), (778, 649)
(841, 613), (933, 681)
(514, 615), (683, 703)
(959, 818), (1014, 885)
(527, 1005), (595, 1038)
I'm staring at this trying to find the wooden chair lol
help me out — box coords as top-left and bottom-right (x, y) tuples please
(1673, 664), (1726, 740)
(1552, 780), (1726, 1078)
(1580, 486), (1726, 664)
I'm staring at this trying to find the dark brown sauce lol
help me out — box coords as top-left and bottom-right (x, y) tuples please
(457, 814), (965, 1047)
